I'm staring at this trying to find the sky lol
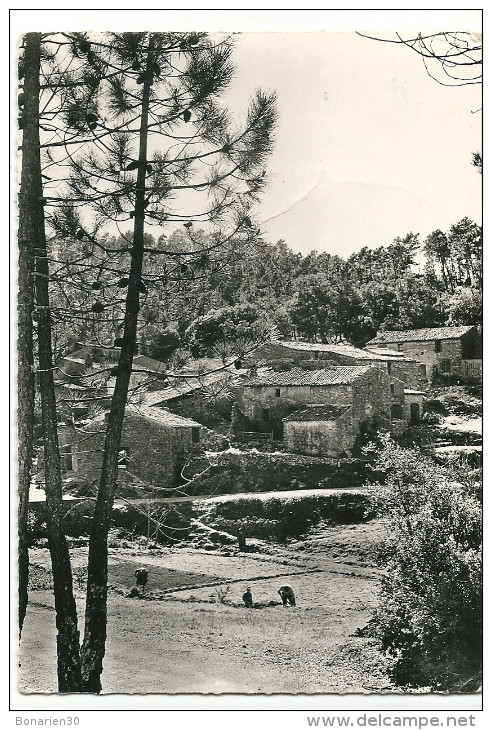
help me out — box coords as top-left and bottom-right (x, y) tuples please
(10, 8), (483, 262)
(224, 30), (482, 257)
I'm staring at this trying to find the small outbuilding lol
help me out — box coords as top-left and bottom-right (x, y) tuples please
(283, 404), (353, 456)
(403, 389), (426, 425)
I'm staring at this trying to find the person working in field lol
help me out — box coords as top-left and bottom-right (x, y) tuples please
(278, 584), (296, 607)
(135, 568), (149, 593)
(242, 586), (253, 607)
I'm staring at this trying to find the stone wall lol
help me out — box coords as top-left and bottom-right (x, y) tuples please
(187, 449), (382, 496)
(379, 335), (481, 380)
(58, 413), (197, 489)
(284, 409), (355, 456)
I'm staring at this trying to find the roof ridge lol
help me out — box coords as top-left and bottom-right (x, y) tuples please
(368, 325), (475, 344)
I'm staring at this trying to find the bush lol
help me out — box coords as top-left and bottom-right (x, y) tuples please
(28, 500), (95, 543)
(423, 399), (448, 416)
(186, 303), (263, 357)
(371, 435), (482, 691)
(147, 327), (181, 361)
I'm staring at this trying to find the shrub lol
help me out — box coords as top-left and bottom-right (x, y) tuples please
(423, 399), (448, 416)
(371, 434), (482, 691)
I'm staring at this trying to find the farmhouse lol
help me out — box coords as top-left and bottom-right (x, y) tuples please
(58, 405), (202, 490)
(250, 339), (423, 388)
(366, 325), (482, 381)
(237, 365), (405, 445)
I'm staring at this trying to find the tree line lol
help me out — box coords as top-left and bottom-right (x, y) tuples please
(53, 217), (479, 361)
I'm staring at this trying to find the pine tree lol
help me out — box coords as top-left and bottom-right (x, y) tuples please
(20, 30), (277, 692)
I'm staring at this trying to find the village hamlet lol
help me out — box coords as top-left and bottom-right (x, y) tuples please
(16, 15), (482, 701)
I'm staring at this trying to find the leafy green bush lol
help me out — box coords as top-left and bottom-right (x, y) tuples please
(371, 435), (482, 691)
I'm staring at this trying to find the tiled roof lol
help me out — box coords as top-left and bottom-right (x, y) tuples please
(269, 339), (343, 353)
(367, 326), (475, 345)
(245, 366), (373, 387)
(127, 405), (201, 429)
(142, 370), (241, 406)
(143, 383), (196, 405)
(80, 405), (201, 431)
(283, 404), (351, 422)
(54, 382), (86, 391)
(268, 340), (415, 362)
(132, 355), (167, 374)
(61, 356), (85, 364)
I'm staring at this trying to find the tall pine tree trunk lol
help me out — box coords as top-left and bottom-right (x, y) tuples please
(80, 35), (154, 693)
(26, 32), (83, 693)
(17, 32), (38, 639)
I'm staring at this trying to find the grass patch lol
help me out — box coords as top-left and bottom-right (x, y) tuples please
(109, 560), (222, 593)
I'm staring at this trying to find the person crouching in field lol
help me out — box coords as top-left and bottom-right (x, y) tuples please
(278, 585), (295, 607)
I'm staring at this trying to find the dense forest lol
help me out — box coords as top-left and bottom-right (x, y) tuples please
(49, 215), (482, 362)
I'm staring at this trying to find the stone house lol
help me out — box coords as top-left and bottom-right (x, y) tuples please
(250, 339), (423, 388)
(141, 368), (243, 428)
(283, 404), (354, 457)
(237, 365), (405, 443)
(366, 325), (482, 381)
(58, 405), (202, 489)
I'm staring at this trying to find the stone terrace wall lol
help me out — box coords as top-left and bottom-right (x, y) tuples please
(186, 449), (381, 496)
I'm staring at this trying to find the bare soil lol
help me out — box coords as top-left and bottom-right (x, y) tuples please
(18, 521), (398, 695)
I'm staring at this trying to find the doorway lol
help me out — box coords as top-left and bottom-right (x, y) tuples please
(410, 402), (419, 425)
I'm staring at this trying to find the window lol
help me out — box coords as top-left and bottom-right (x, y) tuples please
(118, 447), (129, 469)
(314, 351), (319, 360)
(435, 339), (442, 353)
(419, 364), (427, 378)
(192, 427), (200, 443)
(440, 359), (451, 374)
(262, 408), (270, 422)
(387, 362), (392, 374)
(275, 388), (281, 398)
(390, 384), (395, 395)
(60, 444), (72, 473)
(397, 343), (403, 351)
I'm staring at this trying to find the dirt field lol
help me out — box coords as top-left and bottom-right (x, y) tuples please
(18, 522), (397, 695)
